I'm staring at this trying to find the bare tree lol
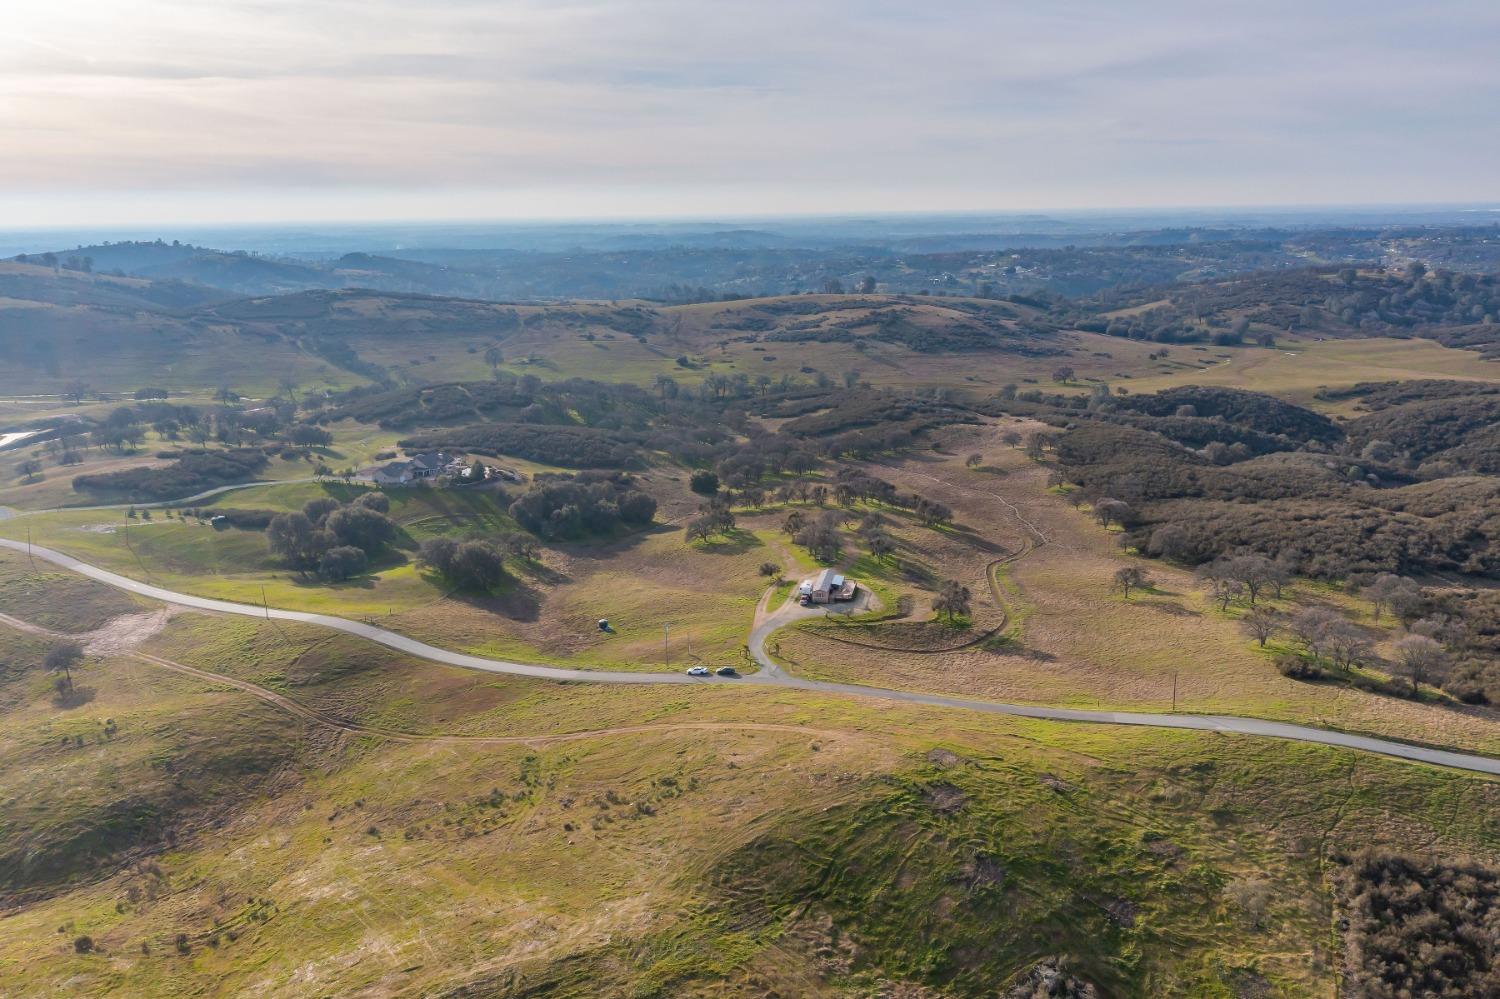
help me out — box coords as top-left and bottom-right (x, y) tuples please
(965, 453), (983, 468)
(1289, 607), (1340, 662)
(1093, 498), (1131, 529)
(865, 530), (896, 563)
(1147, 523), (1192, 561)
(1241, 606), (1281, 647)
(1224, 554), (1278, 606)
(62, 378), (91, 404)
(1391, 634), (1445, 696)
(1200, 571), (1244, 612)
(1051, 366), (1075, 384)
(1324, 620), (1372, 672)
(1111, 566), (1150, 600)
(1364, 573), (1423, 622)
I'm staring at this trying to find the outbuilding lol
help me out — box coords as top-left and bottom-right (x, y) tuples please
(811, 568), (838, 604)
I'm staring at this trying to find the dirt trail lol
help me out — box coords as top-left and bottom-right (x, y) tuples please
(0, 607), (178, 654)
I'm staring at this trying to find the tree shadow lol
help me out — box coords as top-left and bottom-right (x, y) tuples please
(690, 528), (765, 556)
(510, 558), (571, 586)
(978, 634), (1056, 660)
(52, 686), (97, 709)
(448, 578), (544, 623)
(949, 524), (1008, 554)
(1141, 599), (1200, 617)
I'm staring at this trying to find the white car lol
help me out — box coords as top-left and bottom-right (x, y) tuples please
(686, 666), (710, 677)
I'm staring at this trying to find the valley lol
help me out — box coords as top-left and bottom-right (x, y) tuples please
(5, 223), (1500, 996)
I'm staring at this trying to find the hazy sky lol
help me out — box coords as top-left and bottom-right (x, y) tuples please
(2, 0), (1497, 225)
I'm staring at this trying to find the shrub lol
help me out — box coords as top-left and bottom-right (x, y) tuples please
(73, 449), (269, 501)
(1275, 654), (1323, 680)
(351, 490), (390, 513)
(287, 424), (333, 447)
(689, 470), (720, 495)
(1337, 850), (1500, 999)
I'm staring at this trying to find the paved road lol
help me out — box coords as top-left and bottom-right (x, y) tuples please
(5, 534), (1500, 777)
(0, 477), (325, 521)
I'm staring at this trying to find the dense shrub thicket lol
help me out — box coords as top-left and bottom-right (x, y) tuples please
(73, 449), (268, 500)
(401, 423), (646, 469)
(1114, 386), (1341, 443)
(1337, 850), (1500, 999)
(1051, 410), (1500, 578)
(328, 375), (664, 431)
(1345, 395), (1500, 472)
(1068, 266), (1500, 353)
(1422, 589), (1500, 704)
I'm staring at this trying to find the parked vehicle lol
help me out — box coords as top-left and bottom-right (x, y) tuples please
(686, 666), (710, 677)
(715, 666), (737, 677)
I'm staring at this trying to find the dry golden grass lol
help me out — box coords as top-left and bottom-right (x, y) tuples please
(775, 420), (1500, 755)
(1123, 335), (1500, 409)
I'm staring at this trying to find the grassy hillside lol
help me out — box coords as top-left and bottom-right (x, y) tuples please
(2, 606), (1498, 995)
(7, 240), (1500, 996)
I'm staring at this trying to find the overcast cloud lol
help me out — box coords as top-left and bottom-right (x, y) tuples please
(1, 0), (1496, 224)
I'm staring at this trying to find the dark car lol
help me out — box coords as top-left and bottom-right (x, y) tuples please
(715, 666), (738, 677)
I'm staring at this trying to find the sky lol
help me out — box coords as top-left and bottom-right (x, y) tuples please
(1, 0), (1497, 226)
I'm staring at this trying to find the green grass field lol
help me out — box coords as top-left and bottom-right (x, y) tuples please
(1123, 335), (1500, 408)
(2, 609), (1498, 996)
(0, 482), (776, 673)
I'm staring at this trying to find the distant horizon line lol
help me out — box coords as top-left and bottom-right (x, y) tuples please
(2, 199), (1498, 236)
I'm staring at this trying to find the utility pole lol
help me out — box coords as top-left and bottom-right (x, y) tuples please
(26, 526), (35, 571)
(1171, 671), (1178, 712)
(261, 584), (270, 620)
(663, 623), (670, 670)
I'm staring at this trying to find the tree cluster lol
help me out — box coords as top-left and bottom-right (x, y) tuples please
(266, 491), (396, 580)
(509, 471), (657, 540)
(73, 449), (269, 501)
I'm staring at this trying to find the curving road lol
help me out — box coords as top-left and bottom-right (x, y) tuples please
(5, 535), (1500, 776)
(0, 477), (324, 522)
